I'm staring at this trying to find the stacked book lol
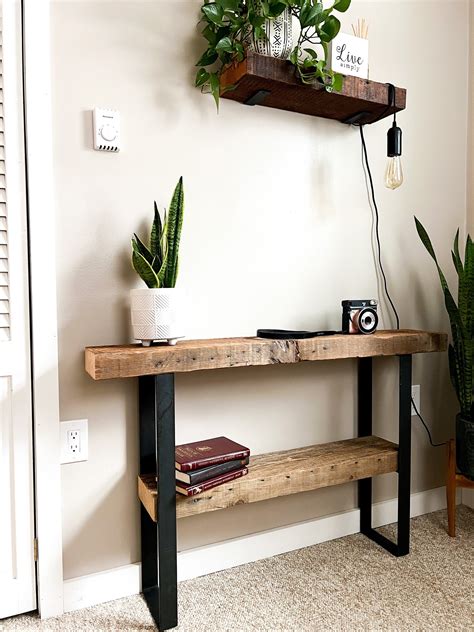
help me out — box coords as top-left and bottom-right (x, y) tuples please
(175, 436), (250, 497)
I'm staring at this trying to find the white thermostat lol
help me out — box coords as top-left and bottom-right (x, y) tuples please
(93, 107), (121, 152)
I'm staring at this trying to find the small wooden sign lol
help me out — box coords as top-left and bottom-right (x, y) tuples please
(329, 33), (369, 79)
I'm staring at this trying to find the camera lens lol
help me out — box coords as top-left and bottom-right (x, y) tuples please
(357, 308), (378, 334)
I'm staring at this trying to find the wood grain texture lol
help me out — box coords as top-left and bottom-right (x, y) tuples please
(85, 330), (447, 380)
(220, 52), (406, 124)
(138, 436), (398, 522)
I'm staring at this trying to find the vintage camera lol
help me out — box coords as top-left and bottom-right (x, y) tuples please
(342, 299), (378, 335)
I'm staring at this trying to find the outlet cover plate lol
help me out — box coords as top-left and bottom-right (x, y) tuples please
(411, 385), (420, 416)
(60, 419), (88, 464)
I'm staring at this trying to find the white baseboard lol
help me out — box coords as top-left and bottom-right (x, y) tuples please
(462, 488), (474, 508)
(63, 485), (455, 614)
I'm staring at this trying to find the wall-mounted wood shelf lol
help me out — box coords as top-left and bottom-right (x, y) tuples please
(220, 53), (406, 124)
(138, 435), (398, 522)
(85, 330), (446, 380)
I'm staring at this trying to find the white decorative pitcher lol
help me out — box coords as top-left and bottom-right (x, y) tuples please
(251, 8), (294, 59)
(130, 288), (184, 346)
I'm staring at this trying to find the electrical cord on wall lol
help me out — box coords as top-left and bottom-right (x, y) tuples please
(358, 123), (447, 448)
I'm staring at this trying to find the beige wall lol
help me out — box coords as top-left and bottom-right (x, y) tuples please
(51, 0), (468, 580)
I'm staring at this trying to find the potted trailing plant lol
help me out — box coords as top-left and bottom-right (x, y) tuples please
(415, 218), (474, 480)
(195, 0), (351, 109)
(131, 177), (184, 346)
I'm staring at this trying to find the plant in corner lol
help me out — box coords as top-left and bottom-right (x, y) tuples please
(130, 177), (184, 346)
(415, 218), (474, 480)
(195, 0), (352, 109)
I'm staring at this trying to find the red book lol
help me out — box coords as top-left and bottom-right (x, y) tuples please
(176, 467), (248, 497)
(175, 436), (250, 472)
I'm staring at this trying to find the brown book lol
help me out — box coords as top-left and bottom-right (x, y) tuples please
(176, 467), (248, 497)
(175, 436), (250, 472)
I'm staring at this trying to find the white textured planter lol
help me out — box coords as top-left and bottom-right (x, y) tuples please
(250, 9), (296, 59)
(130, 288), (184, 346)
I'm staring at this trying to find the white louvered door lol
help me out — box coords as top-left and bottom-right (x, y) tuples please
(0, 0), (36, 619)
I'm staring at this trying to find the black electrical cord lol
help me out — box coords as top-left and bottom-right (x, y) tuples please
(358, 123), (447, 448)
(359, 125), (400, 329)
(411, 398), (447, 448)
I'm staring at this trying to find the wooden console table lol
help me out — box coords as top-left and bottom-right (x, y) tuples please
(85, 329), (447, 631)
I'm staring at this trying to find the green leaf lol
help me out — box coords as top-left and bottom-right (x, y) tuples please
(234, 41), (245, 61)
(332, 72), (343, 92)
(162, 177), (184, 288)
(304, 48), (318, 58)
(289, 45), (299, 65)
(150, 202), (163, 261)
(216, 0), (239, 11)
(462, 235), (474, 335)
(132, 249), (160, 288)
(320, 39), (328, 60)
(333, 0), (351, 12)
(195, 48), (218, 67)
(415, 216), (465, 339)
(195, 68), (210, 87)
(300, 3), (323, 27)
(215, 36), (234, 53)
(253, 25), (266, 40)
(209, 72), (221, 111)
(249, 13), (266, 28)
(267, 1), (287, 18)
(319, 15), (341, 42)
(453, 229), (463, 274)
(132, 234), (153, 264)
(201, 3), (225, 26)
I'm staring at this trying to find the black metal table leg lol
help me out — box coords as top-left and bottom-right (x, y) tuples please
(358, 357), (373, 534)
(357, 354), (412, 557)
(139, 374), (178, 631)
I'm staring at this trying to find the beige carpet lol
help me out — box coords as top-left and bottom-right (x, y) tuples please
(2, 506), (473, 631)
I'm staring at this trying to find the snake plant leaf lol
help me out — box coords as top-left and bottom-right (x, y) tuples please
(157, 251), (167, 287)
(448, 343), (464, 411)
(453, 229), (463, 274)
(163, 177), (184, 288)
(463, 236), (474, 334)
(416, 218), (474, 417)
(132, 249), (160, 288)
(415, 217), (463, 334)
(150, 201), (163, 263)
(132, 234), (153, 265)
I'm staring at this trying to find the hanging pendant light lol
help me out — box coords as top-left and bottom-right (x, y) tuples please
(384, 85), (403, 190)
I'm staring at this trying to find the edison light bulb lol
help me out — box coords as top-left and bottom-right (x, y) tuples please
(385, 156), (403, 190)
(385, 120), (403, 190)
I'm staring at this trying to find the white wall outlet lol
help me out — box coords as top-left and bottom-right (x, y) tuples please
(60, 419), (88, 464)
(92, 107), (120, 152)
(411, 385), (420, 416)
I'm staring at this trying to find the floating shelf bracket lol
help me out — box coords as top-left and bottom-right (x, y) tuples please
(244, 89), (271, 106)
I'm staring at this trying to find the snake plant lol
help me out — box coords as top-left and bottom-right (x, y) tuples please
(132, 177), (184, 288)
(415, 217), (474, 419)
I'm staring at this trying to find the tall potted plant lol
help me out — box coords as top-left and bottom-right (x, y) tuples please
(131, 177), (184, 346)
(415, 218), (474, 479)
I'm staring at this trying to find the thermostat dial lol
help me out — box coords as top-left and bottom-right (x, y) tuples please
(100, 124), (117, 142)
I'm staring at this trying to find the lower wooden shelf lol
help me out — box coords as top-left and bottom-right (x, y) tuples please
(138, 435), (398, 522)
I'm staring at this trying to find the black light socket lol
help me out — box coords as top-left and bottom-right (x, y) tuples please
(387, 121), (402, 157)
